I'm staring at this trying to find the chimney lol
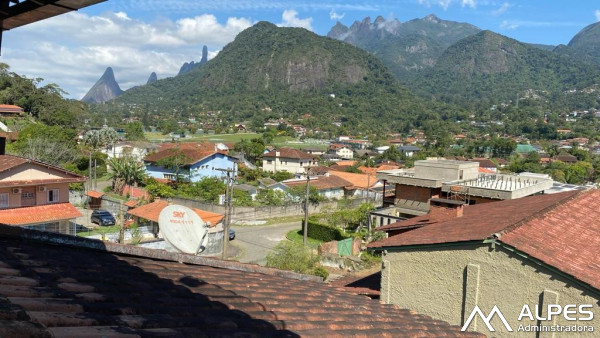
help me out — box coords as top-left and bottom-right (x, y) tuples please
(428, 198), (464, 221)
(0, 136), (5, 155)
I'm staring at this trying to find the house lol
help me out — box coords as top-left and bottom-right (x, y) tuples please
(102, 141), (156, 162)
(0, 104), (24, 117)
(398, 145), (421, 158)
(329, 170), (382, 199)
(470, 158), (497, 173)
(376, 159), (553, 218)
(257, 177), (289, 194)
(301, 146), (326, 156)
(233, 184), (259, 200)
(552, 153), (578, 164)
(328, 143), (354, 159)
(0, 153), (86, 234)
(262, 147), (315, 175)
(0, 226), (480, 337)
(144, 146), (237, 182)
(283, 175), (352, 200)
(369, 190), (600, 337)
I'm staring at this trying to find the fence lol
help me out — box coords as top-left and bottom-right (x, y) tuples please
(171, 197), (372, 221)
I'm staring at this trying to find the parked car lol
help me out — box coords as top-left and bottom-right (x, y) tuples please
(91, 210), (116, 226)
(229, 229), (235, 240)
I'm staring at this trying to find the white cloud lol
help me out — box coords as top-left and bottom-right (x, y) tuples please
(461, 0), (476, 9)
(500, 20), (519, 30)
(330, 9), (345, 21)
(0, 11), (252, 99)
(492, 2), (511, 16)
(596, 10), (600, 22)
(279, 10), (313, 31)
(438, 0), (451, 11)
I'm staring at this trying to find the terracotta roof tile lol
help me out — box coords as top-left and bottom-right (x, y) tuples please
(0, 203), (82, 225)
(263, 147), (314, 160)
(0, 155), (86, 186)
(85, 190), (104, 199)
(0, 228), (483, 337)
(370, 190), (600, 290)
(329, 171), (378, 189)
(129, 200), (224, 226)
(124, 199), (139, 208)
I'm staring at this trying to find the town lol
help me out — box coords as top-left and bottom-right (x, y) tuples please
(0, 1), (599, 337)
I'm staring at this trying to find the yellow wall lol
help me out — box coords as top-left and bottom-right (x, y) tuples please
(382, 243), (600, 337)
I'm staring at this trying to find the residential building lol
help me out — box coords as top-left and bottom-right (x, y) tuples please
(376, 159), (553, 218)
(283, 175), (352, 200)
(398, 145), (421, 158)
(0, 154), (86, 234)
(552, 153), (578, 164)
(262, 147), (315, 175)
(369, 190), (600, 337)
(329, 170), (382, 199)
(102, 141), (156, 162)
(328, 143), (354, 159)
(0, 225), (481, 337)
(144, 146), (237, 182)
(0, 104), (24, 117)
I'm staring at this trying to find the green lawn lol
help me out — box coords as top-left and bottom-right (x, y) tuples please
(144, 132), (260, 143)
(286, 229), (324, 249)
(77, 225), (121, 237)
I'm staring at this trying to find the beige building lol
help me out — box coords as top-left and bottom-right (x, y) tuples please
(328, 143), (354, 159)
(369, 190), (600, 337)
(0, 155), (86, 234)
(262, 147), (316, 174)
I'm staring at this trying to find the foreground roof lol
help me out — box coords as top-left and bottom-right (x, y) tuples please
(0, 227), (482, 337)
(0, 203), (82, 225)
(128, 200), (224, 226)
(370, 189), (600, 290)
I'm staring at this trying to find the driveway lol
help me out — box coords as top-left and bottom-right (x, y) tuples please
(231, 221), (302, 266)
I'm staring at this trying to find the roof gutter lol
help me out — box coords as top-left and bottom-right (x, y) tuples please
(368, 240), (485, 252)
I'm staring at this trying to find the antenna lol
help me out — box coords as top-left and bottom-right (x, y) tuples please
(158, 205), (209, 255)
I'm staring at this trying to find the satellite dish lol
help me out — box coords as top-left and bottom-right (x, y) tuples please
(158, 204), (209, 255)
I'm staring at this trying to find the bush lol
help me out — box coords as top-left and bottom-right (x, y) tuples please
(266, 241), (326, 279)
(306, 219), (350, 242)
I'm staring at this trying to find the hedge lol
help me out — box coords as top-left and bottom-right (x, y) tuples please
(305, 219), (350, 242)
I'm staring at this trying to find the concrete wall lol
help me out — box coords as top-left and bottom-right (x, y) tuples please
(0, 183), (70, 208)
(171, 197), (372, 221)
(262, 157), (315, 174)
(189, 154), (237, 182)
(414, 160), (479, 181)
(381, 243), (600, 337)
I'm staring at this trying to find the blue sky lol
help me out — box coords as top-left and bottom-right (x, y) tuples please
(1, 0), (599, 99)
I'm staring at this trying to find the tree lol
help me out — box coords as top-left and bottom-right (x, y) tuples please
(12, 124), (77, 165)
(125, 121), (146, 141)
(107, 156), (147, 194)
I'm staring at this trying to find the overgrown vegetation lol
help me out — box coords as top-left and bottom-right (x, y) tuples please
(266, 241), (328, 280)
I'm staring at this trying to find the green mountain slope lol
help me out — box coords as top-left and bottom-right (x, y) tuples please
(117, 22), (428, 132)
(411, 30), (600, 107)
(327, 14), (480, 82)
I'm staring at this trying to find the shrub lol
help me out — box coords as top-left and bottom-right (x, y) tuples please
(266, 241), (327, 279)
(306, 219), (350, 242)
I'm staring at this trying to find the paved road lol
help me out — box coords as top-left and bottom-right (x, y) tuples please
(231, 221), (302, 266)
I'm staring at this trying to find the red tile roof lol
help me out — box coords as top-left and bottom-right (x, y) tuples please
(122, 185), (149, 199)
(0, 228), (482, 337)
(370, 190), (600, 290)
(0, 155), (86, 187)
(124, 199), (139, 208)
(263, 147), (314, 160)
(284, 175), (352, 191)
(85, 190), (104, 198)
(129, 200), (224, 226)
(0, 104), (23, 114)
(329, 171), (378, 189)
(0, 203), (82, 225)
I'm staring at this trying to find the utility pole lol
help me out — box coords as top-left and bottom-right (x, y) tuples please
(303, 173), (310, 246)
(216, 164), (236, 259)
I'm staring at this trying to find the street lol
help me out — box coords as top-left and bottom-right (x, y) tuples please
(231, 221), (302, 265)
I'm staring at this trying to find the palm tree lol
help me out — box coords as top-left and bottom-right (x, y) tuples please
(82, 127), (119, 190)
(107, 156), (146, 194)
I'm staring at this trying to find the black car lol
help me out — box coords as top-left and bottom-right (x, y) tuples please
(91, 210), (116, 226)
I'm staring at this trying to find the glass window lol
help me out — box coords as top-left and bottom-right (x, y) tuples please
(47, 189), (60, 203)
(0, 193), (8, 208)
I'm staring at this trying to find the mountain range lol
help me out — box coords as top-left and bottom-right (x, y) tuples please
(81, 67), (123, 103)
(85, 15), (600, 131)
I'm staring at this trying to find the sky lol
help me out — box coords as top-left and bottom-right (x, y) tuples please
(1, 0), (599, 100)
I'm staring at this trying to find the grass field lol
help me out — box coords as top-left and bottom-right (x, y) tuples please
(144, 132), (261, 143)
(286, 229), (324, 249)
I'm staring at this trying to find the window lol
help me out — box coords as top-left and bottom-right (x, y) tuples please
(267, 160), (272, 164)
(164, 174), (176, 180)
(47, 189), (59, 203)
(0, 193), (8, 208)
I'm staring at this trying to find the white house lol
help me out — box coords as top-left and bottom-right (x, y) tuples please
(262, 148), (316, 174)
